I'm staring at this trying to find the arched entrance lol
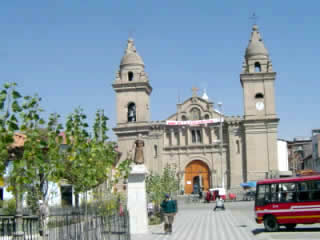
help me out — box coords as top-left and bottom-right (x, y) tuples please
(184, 160), (210, 194)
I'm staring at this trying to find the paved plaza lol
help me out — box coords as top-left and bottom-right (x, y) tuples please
(132, 201), (320, 240)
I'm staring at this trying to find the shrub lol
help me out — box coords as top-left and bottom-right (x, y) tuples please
(1, 198), (16, 215)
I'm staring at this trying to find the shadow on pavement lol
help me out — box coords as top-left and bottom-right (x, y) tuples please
(252, 227), (320, 235)
(252, 228), (265, 235)
(151, 232), (167, 235)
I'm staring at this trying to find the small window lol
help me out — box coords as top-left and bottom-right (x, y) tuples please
(192, 130), (196, 143)
(128, 103), (136, 122)
(255, 62), (261, 72)
(181, 115), (187, 121)
(255, 93), (264, 99)
(204, 114), (210, 120)
(128, 72), (134, 81)
(154, 145), (158, 158)
(236, 140), (240, 154)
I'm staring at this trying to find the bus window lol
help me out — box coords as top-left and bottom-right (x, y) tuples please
(256, 184), (270, 206)
(310, 180), (320, 201)
(297, 181), (312, 201)
(278, 183), (297, 202)
(271, 183), (280, 202)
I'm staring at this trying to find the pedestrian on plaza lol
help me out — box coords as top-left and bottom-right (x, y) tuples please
(213, 195), (225, 211)
(199, 187), (204, 200)
(206, 190), (211, 203)
(161, 193), (177, 234)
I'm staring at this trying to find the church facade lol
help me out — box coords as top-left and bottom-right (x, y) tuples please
(112, 25), (279, 193)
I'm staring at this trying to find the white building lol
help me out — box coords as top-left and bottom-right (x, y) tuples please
(277, 139), (291, 177)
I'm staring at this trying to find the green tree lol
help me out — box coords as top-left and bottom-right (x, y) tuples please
(0, 82), (62, 238)
(55, 108), (131, 199)
(146, 164), (179, 210)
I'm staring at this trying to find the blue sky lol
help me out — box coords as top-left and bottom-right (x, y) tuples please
(0, 1), (319, 140)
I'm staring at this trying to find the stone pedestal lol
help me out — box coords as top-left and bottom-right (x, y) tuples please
(127, 164), (149, 234)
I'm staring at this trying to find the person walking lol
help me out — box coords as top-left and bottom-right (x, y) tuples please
(161, 194), (177, 234)
(39, 200), (49, 237)
(199, 187), (203, 200)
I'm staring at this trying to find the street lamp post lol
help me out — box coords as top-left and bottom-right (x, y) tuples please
(218, 102), (223, 188)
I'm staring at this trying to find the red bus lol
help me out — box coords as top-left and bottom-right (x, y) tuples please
(255, 175), (320, 232)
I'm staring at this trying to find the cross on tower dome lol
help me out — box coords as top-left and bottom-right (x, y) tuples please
(192, 87), (199, 97)
(120, 38), (144, 66)
(245, 24), (269, 59)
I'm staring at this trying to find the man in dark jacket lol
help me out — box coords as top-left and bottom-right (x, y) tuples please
(161, 194), (177, 234)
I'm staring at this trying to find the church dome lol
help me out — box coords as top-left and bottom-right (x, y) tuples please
(120, 38), (144, 66)
(245, 25), (269, 59)
(120, 52), (144, 66)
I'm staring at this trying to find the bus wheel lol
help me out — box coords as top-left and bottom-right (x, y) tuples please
(284, 224), (296, 230)
(264, 216), (279, 232)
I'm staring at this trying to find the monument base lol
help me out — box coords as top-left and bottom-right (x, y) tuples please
(127, 164), (149, 234)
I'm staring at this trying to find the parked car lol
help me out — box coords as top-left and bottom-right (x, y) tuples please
(209, 188), (226, 200)
(243, 190), (256, 201)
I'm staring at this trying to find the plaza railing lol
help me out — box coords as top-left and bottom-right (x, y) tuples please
(47, 207), (130, 240)
(0, 215), (40, 240)
(0, 206), (130, 240)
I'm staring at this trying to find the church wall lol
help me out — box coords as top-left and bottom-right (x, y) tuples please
(144, 128), (164, 174)
(244, 124), (270, 181)
(264, 79), (276, 117)
(227, 125), (244, 190)
(266, 125), (279, 171)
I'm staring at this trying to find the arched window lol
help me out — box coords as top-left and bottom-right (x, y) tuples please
(127, 103), (136, 122)
(255, 93), (264, 99)
(128, 72), (134, 81)
(255, 62), (261, 72)
(190, 108), (201, 120)
(181, 115), (187, 121)
(204, 114), (210, 120)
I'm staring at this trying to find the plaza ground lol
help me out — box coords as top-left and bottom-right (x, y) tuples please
(132, 201), (320, 240)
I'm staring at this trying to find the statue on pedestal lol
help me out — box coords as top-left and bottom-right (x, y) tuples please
(134, 139), (144, 164)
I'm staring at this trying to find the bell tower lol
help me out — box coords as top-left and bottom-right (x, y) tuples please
(240, 25), (279, 180)
(112, 38), (152, 126)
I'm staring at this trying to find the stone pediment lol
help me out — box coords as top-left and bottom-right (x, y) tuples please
(166, 96), (222, 121)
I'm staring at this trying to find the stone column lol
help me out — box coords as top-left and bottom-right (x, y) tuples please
(210, 126), (216, 144)
(187, 127), (192, 145)
(202, 127), (209, 144)
(127, 165), (149, 234)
